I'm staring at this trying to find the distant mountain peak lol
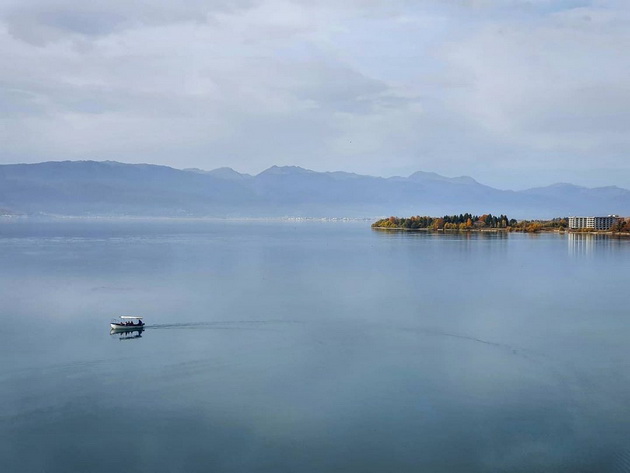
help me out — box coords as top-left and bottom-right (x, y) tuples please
(544, 182), (584, 189)
(408, 171), (479, 185)
(258, 165), (316, 176)
(595, 185), (626, 191)
(408, 171), (443, 179)
(211, 167), (249, 179)
(183, 167), (207, 174)
(183, 167), (252, 180)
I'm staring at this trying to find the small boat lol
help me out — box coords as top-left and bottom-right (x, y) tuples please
(111, 315), (145, 331)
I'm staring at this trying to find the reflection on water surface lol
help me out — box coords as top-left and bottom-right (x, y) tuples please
(1, 220), (629, 473)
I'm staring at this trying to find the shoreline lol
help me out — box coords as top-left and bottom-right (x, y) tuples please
(371, 227), (630, 236)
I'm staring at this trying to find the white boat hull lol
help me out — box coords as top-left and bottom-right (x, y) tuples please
(110, 323), (144, 330)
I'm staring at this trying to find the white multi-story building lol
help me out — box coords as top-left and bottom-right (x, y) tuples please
(568, 215), (618, 230)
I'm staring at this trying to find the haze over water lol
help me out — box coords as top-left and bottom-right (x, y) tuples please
(1, 220), (629, 472)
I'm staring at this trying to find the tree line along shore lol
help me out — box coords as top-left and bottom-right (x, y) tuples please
(371, 213), (630, 233)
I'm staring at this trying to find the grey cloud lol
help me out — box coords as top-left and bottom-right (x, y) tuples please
(1, 0), (260, 45)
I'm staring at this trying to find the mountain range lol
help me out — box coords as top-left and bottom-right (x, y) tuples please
(0, 161), (628, 219)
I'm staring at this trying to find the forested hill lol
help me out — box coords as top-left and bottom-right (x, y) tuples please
(1, 161), (629, 219)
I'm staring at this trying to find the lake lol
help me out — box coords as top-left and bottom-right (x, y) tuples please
(1, 220), (629, 472)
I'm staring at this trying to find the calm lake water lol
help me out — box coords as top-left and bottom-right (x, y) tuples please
(1, 220), (629, 472)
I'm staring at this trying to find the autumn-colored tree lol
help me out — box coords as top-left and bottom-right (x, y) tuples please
(433, 218), (445, 230)
(611, 219), (627, 232)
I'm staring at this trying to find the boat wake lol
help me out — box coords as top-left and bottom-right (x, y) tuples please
(393, 325), (545, 361)
(145, 320), (300, 330)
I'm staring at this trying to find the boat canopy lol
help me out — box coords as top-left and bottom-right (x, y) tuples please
(120, 316), (143, 319)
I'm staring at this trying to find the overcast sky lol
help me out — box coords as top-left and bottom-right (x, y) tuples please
(1, 0), (628, 189)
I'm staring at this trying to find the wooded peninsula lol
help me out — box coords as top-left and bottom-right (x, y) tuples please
(371, 213), (569, 232)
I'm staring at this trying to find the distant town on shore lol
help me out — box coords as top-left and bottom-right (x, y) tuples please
(372, 214), (630, 233)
